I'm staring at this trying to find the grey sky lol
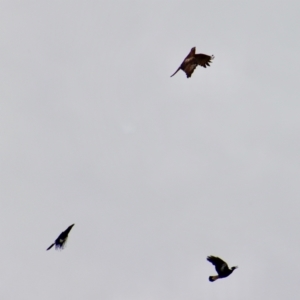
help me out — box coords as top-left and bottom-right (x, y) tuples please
(1, 1), (300, 299)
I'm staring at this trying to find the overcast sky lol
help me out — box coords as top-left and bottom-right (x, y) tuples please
(1, 1), (300, 299)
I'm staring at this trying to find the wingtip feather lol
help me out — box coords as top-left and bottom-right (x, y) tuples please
(46, 243), (54, 251)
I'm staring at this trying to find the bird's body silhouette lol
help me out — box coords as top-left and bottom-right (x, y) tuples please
(170, 47), (214, 78)
(46, 224), (75, 251)
(207, 256), (237, 282)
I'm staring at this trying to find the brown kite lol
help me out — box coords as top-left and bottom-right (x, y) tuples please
(170, 47), (214, 78)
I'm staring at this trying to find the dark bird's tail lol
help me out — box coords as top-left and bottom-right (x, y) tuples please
(46, 243), (55, 251)
(170, 66), (181, 77)
(209, 276), (219, 282)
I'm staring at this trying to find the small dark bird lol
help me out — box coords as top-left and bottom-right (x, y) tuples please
(46, 224), (75, 251)
(207, 256), (237, 282)
(170, 47), (214, 78)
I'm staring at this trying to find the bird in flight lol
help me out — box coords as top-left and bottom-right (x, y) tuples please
(170, 47), (214, 78)
(207, 256), (237, 282)
(46, 224), (75, 251)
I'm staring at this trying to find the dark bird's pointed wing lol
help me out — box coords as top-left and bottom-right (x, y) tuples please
(170, 66), (181, 77)
(194, 54), (214, 68)
(185, 47), (196, 59)
(62, 224), (75, 236)
(46, 243), (55, 251)
(207, 256), (229, 273)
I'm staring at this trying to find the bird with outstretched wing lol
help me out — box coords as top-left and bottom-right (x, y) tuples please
(171, 47), (214, 78)
(207, 255), (238, 282)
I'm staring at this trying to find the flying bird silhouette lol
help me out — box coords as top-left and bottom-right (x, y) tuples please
(46, 224), (75, 251)
(207, 256), (237, 282)
(170, 47), (214, 78)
